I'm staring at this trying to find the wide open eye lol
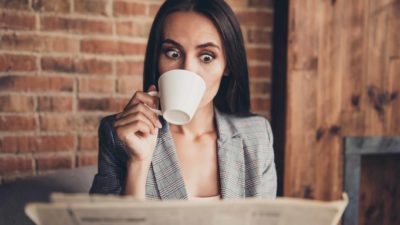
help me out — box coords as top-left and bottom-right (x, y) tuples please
(165, 49), (181, 59)
(199, 53), (214, 63)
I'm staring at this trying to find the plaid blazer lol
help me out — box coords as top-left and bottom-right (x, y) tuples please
(90, 108), (277, 199)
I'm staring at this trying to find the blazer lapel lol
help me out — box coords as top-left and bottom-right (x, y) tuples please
(215, 109), (245, 199)
(149, 108), (245, 200)
(151, 119), (188, 200)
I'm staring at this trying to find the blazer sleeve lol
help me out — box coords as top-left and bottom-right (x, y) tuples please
(89, 116), (127, 195)
(261, 119), (277, 198)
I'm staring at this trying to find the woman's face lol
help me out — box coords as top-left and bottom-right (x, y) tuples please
(158, 11), (227, 109)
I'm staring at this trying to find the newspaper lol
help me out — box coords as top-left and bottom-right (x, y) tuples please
(25, 193), (348, 225)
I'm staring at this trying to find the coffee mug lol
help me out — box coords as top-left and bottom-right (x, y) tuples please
(146, 69), (206, 125)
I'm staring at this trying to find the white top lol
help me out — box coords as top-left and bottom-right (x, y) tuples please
(188, 195), (221, 201)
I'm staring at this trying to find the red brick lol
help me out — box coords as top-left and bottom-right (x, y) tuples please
(0, 0), (29, 10)
(248, 0), (274, 8)
(247, 29), (272, 44)
(0, 12), (36, 30)
(77, 153), (98, 166)
(38, 96), (73, 112)
(36, 155), (74, 171)
(247, 47), (272, 61)
(114, 1), (147, 16)
(78, 135), (98, 151)
(0, 54), (37, 72)
(116, 20), (151, 37)
(236, 10), (273, 27)
(76, 115), (103, 132)
(117, 76), (142, 94)
(81, 39), (146, 55)
(0, 156), (34, 175)
(78, 77), (114, 93)
(41, 16), (112, 35)
(0, 34), (78, 53)
(39, 114), (75, 132)
(74, 0), (109, 16)
(0, 95), (35, 112)
(0, 115), (36, 131)
(116, 60), (144, 76)
(0, 34), (40, 52)
(78, 97), (128, 112)
(248, 65), (271, 78)
(0, 76), (74, 92)
(32, 0), (70, 13)
(251, 97), (270, 111)
(41, 57), (112, 75)
(148, 3), (162, 16)
(78, 98), (110, 111)
(0, 135), (76, 153)
(39, 36), (80, 53)
(225, 0), (247, 9)
(250, 81), (271, 95)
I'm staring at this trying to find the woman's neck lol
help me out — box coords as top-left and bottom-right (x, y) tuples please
(169, 103), (215, 138)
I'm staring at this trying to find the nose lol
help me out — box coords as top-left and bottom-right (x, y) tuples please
(181, 55), (199, 74)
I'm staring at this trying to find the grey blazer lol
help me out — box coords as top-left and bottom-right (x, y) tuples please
(90, 108), (277, 199)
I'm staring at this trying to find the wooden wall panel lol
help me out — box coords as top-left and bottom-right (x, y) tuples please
(285, 70), (318, 198)
(285, 0), (400, 201)
(388, 60), (400, 134)
(359, 154), (400, 225)
(340, 0), (368, 136)
(365, 0), (391, 135)
(285, 0), (320, 198)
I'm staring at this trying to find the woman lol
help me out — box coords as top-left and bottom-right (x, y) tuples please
(90, 0), (277, 200)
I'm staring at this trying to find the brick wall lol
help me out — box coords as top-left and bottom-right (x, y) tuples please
(0, 0), (273, 183)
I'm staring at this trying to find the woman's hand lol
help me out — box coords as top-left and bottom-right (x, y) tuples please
(114, 85), (162, 163)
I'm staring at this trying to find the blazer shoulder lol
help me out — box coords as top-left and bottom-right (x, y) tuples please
(223, 113), (272, 138)
(98, 114), (118, 149)
(100, 114), (117, 129)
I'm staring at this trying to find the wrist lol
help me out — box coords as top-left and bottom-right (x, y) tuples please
(124, 157), (151, 198)
(127, 156), (152, 168)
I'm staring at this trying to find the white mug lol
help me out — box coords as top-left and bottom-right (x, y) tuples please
(146, 69), (206, 125)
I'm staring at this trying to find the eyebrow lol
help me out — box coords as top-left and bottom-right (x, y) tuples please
(161, 39), (221, 50)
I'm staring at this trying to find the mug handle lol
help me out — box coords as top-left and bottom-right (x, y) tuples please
(146, 91), (162, 116)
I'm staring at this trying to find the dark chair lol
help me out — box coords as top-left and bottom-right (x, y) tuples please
(0, 166), (97, 225)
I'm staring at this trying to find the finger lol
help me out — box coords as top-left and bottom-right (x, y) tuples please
(147, 84), (157, 92)
(114, 112), (156, 131)
(116, 120), (153, 138)
(125, 91), (159, 110)
(147, 85), (160, 109)
(118, 104), (162, 128)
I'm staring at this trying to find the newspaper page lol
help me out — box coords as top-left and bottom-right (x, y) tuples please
(25, 193), (348, 225)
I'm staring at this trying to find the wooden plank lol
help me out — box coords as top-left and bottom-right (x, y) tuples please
(364, 0), (391, 135)
(314, 0), (344, 201)
(385, 3), (400, 134)
(387, 60), (400, 134)
(359, 154), (400, 225)
(386, 1), (400, 58)
(368, 0), (399, 14)
(285, 0), (320, 199)
(288, 0), (319, 71)
(340, 0), (369, 136)
(284, 70), (318, 198)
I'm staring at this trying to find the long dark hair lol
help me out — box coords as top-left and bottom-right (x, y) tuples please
(143, 0), (250, 116)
